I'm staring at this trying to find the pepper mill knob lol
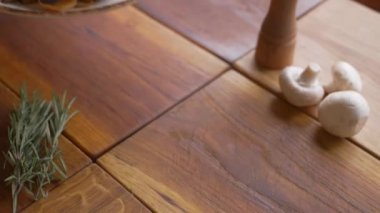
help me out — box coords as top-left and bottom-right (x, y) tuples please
(255, 0), (298, 69)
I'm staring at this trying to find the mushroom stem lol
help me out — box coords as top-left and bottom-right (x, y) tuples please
(298, 63), (321, 86)
(279, 64), (324, 107)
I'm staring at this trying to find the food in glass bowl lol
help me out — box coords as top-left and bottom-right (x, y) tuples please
(0, 0), (133, 14)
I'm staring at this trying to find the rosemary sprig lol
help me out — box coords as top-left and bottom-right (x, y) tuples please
(3, 87), (77, 213)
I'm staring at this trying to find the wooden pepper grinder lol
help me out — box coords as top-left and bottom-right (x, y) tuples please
(255, 0), (297, 69)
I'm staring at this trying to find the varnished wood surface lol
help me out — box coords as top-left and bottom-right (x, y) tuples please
(0, 82), (91, 213)
(137, 0), (322, 62)
(99, 71), (380, 212)
(235, 0), (380, 157)
(357, 0), (380, 11)
(24, 164), (150, 213)
(0, 6), (227, 158)
(0, 0), (379, 212)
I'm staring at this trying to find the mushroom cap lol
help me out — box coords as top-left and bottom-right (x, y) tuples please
(318, 91), (369, 138)
(325, 61), (362, 93)
(279, 65), (324, 107)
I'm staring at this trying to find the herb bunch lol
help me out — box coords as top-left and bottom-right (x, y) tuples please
(3, 87), (77, 213)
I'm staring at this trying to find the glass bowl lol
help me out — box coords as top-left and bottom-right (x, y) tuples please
(0, 0), (134, 16)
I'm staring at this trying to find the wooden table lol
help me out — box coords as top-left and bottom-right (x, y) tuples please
(0, 0), (379, 212)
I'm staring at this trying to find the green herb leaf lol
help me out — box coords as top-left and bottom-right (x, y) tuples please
(3, 86), (77, 213)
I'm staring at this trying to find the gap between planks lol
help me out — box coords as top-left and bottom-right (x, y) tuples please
(96, 161), (156, 213)
(0, 1), (328, 161)
(130, 0), (380, 162)
(1, 0), (374, 162)
(17, 164), (93, 212)
(0, 79), (93, 212)
(230, 0), (327, 64)
(131, 5), (230, 65)
(19, 163), (153, 213)
(0, 2), (377, 210)
(94, 65), (231, 160)
(231, 60), (380, 162)
(133, 0), (327, 67)
(0, 2), (331, 211)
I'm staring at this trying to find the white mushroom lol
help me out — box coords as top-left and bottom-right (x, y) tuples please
(324, 61), (362, 93)
(279, 63), (324, 107)
(318, 91), (369, 138)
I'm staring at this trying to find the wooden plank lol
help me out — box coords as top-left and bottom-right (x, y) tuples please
(0, 82), (91, 213)
(235, 0), (380, 157)
(137, 0), (322, 62)
(99, 71), (380, 212)
(0, 6), (227, 158)
(356, 0), (380, 11)
(23, 164), (150, 212)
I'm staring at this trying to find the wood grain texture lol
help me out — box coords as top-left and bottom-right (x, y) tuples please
(99, 71), (380, 212)
(356, 0), (380, 11)
(23, 164), (150, 213)
(137, 0), (322, 62)
(0, 82), (90, 213)
(0, 6), (227, 158)
(235, 0), (380, 157)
